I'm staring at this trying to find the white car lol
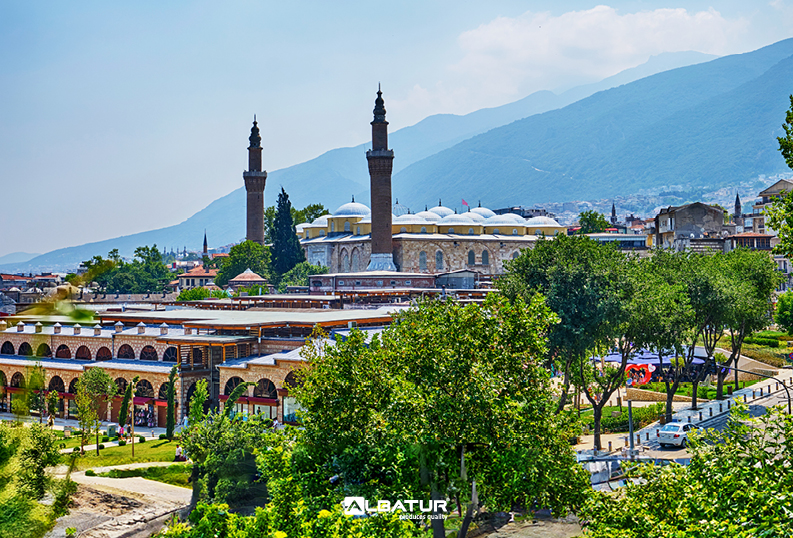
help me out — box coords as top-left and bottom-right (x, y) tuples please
(657, 422), (695, 448)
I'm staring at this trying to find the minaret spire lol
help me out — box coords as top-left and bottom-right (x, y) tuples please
(243, 116), (267, 244)
(366, 85), (396, 271)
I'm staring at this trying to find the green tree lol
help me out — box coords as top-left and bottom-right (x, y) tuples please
(17, 423), (60, 499)
(779, 94), (793, 170)
(46, 389), (59, 420)
(775, 291), (793, 334)
(581, 404), (793, 537)
(577, 210), (610, 233)
(188, 378), (208, 426)
(166, 366), (177, 440)
(271, 187), (306, 277)
(294, 202), (328, 225)
(27, 364), (47, 423)
(76, 368), (117, 455)
(762, 97), (793, 258)
(215, 240), (270, 287)
(177, 287), (210, 301)
(74, 381), (96, 455)
(118, 375), (138, 433)
(295, 296), (588, 536)
(277, 261), (327, 292)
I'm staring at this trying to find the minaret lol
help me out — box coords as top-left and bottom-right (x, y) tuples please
(366, 85), (397, 271)
(243, 116), (267, 244)
(611, 202), (617, 225)
(734, 192), (742, 219)
(203, 230), (208, 257)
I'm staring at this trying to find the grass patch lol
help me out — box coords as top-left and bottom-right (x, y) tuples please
(67, 440), (178, 471)
(579, 404), (664, 433)
(639, 380), (760, 400)
(98, 464), (191, 488)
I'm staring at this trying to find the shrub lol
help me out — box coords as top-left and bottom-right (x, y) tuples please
(72, 447), (80, 453)
(117, 439), (127, 446)
(65, 528), (76, 537)
(102, 435), (110, 442)
(139, 436), (146, 443)
(98, 444), (105, 450)
(159, 433), (167, 440)
(599, 403), (665, 433)
(85, 469), (96, 476)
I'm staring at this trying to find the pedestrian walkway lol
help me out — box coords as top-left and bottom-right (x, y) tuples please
(0, 411), (181, 437)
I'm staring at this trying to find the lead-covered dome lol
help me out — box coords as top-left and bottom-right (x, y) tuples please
(310, 214), (332, 226)
(393, 213), (429, 225)
(470, 206), (496, 219)
(464, 210), (486, 223)
(526, 216), (561, 227)
(333, 199), (371, 217)
(392, 199), (410, 217)
(438, 212), (476, 226)
(429, 201), (454, 218)
(484, 214), (521, 226)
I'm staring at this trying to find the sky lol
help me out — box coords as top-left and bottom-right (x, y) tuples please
(1, 0), (792, 258)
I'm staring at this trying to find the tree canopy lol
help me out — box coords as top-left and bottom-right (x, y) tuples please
(270, 187), (306, 277)
(576, 210), (610, 233)
(215, 240), (271, 287)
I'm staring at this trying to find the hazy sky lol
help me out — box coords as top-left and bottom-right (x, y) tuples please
(1, 1), (792, 257)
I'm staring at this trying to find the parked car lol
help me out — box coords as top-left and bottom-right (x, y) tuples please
(658, 422), (696, 448)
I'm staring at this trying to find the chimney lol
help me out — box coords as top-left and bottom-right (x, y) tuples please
(16, 321), (24, 332)
(93, 324), (102, 336)
(137, 322), (146, 335)
(115, 321), (124, 334)
(52, 322), (61, 335)
(160, 323), (169, 335)
(73, 324), (81, 335)
(35, 322), (43, 334)
(0, 320), (6, 332)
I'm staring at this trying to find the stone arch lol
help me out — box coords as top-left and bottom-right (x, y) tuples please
(75, 345), (91, 360)
(18, 342), (32, 356)
(435, 250), (444, 272)
(48, 376), (65, 393)
(468, 250), (475, 265)
(55, 344), (71, 359)
(224, 376), (244, 395)
(254, 378), (277, 399)
(482, 250), (490, 265)
(284, 371), (301, 389)
(135, 379), (154, 398)
(1, 341), (13, 355)
(96, 347), (112, 361)
(36, 343), (52, 358)
(163, 347), (178, 362)
(140, 345), (158, 361)
(115, 377), (127, 394)
(351, 248), (361, 273)
(419, 251), (427, 272)
(340, 251), (350, 273)
(158, 383), (169, 400)
(117, 344), (135, 360)
(512, 251), (520, 259)
(10, 372), (25, 388)
(68, 378), (79, 394)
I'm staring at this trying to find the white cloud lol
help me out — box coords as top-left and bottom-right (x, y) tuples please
(390, 5), (749, 124)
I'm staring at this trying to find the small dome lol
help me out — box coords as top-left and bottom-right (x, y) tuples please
(295, 223), (308, 232)
(394, 213), (429, 225)
(465, 210), (486, 223)
(526, 216), (561, 227)
(503, 213), (527, 223)
(429, 202), (454, 218)
(438, 213), (476, 225)
(415, 210), (442, 222)
(470, 206), (496, 218)
(392, 199), (410, 217)
(310, 214), (332, 226)
(333, 200), (371, 217)
(484, 214), (522, 226)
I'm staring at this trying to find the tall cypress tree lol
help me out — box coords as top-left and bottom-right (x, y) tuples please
(166, 366), (177, 440)
(271, 187), (305, 276)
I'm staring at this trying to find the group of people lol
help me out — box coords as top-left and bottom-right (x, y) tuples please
(134, 408), (156, 427)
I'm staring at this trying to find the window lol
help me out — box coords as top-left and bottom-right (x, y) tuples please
(390, 280), (396, 285)
(356, 226), (361, 235)
(468, 228), (474, 235)
(405, 280), (411, 285)
(320, 230), (326, 236)
(512, 251), (519, 259)
(312, 281), (322, 287)
(331, 222), (335, 232)
(482, 250), (489, 265)
(448, 228), (454, 234)
(468, 250), (475, 265)
(419, 251), (427, 271)
(400, 227), (407, 233)
(420, 227), (427, 233)
(355, 281), (361, 286)
(512, 229), (518, 235)
(376, 280), (383, 286)
(338, 280), (345, 286)
(344, 221), (350, 232)
(493, 228), (500, 234)
(436, 250), (444, 271)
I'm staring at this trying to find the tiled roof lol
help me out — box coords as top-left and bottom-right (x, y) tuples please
(179, 266), (218, 278)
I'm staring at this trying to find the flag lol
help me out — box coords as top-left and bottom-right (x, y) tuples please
(461, 198), (468, 206)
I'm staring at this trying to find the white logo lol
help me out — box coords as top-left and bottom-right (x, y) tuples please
(342, 497), (447, 519)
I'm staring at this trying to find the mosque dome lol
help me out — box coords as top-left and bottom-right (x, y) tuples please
(464, 210), (486, 223)
(333, 197), (371, 217)
(310, 214), (332, 226)
(415, 207), (442, 222)
(392, 199), (410, 217)
(526, 216), (561, 227)
(428, 200), (454, 218)
(393, 213), (429, 225)
(438, 212), (476, 226)
(484, 214), (522, 226)
(470, 206), (496, 219)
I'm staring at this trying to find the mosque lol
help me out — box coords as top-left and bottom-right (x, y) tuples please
(287, 89), (568, 275)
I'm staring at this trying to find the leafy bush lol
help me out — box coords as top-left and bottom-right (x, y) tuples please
(85, 469), (96, 477)
(117, 439), (127, 446)
(159, 433), (167, 440)
(72, 447), (80, 453)
(98, 444), (105, 450)
(741, 346), (788, 368)
(744, 336), (780, 347)
(102, 435), (110, 442)
(177, 287), (210, 301)
(139, 436), (146, 443)
(599, 403), (665, 433)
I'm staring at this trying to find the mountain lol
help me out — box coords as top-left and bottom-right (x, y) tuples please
(0, 252), (40, 265)
(392, 39), (793, 210)
(0, 50), (725, 274)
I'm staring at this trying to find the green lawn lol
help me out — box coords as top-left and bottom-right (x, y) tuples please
(65, 439), (178, 471)
(638, 380), (761, 401)
(96, 464), (191, 488)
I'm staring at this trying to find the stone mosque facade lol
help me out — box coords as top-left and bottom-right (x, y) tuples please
(294, 88), (567, 276)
